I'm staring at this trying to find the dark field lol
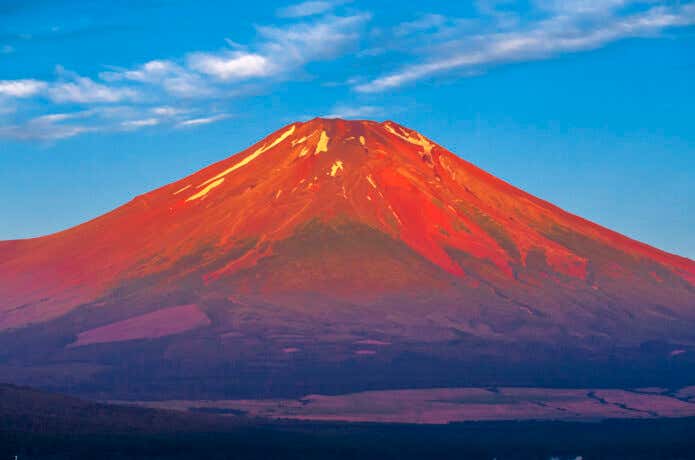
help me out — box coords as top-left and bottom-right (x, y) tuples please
(3, 418), (695, 460)
(2, 384), (695, 459)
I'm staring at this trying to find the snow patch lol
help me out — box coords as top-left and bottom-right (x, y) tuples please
(292, 136), (307, 146)
(359, 135), (366, 146)
(186, 178), (224, 202)
(388, 205), (403, 225)
(298, 146), (310, 158)
(384, 123), (434, 156)
(315, 130), (330, 154)
(366, 175), (377, 189)
(173, 184), (191, 195)
(330, 160), (344, 176)
(200, 125), (295, 186)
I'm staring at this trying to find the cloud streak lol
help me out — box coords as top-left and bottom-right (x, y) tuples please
(0, 112), (92, 141)
(277, 1), (337, 18)
(49, 70), (139, 103)
(187, 52), (275, 80)
(355, 2), (695, 92)
(0, 79), (46, 97)
(177, 114), (229, 128)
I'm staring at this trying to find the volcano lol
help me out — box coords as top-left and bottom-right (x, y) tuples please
(1, 118), (693, 399)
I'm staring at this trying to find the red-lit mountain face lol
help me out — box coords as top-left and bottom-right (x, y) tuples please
(1, 118), (694, 398)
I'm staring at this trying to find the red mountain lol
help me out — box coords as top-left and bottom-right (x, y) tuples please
(1, 118), (693, 398)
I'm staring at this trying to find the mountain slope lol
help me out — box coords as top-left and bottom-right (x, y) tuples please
(0, 118), (693, 398)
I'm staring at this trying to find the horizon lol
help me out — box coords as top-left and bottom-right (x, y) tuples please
(1, 1), (694, 258)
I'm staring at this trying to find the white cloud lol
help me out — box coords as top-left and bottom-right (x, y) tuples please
(277, 1), (336, 18)
(258, 14), (370, 65)
(1, 45), (14, 54)
(101, 60), (214, 98)
(33, 113), (78, 123)
(534, 0), (635, 15)
(161, 72), (214, 98)
(48, 73), (138, 103)
(151, 106), (187, 116)
(101, 59), (178, 83)
(0, 112), (92, 141)
(356, 2), (695, 92)
(9, 1), (690, 142)
(224, 38), (247, 50)
(121, 118), (160, 129)
(187, 52), (275, 80)
(0, 105), (193, 140)
(92, 13), (369, 100)
(0, 79), (47, 98)
(177, 114), (229, 127)
(2, 11), (370, 144)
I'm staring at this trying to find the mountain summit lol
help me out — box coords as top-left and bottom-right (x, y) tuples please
(1, 118), (694, 398)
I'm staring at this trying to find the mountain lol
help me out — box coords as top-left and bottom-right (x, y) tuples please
(0, 118), (693, 398)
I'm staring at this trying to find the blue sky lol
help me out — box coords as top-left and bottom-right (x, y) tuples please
(0, 0), (693, 258)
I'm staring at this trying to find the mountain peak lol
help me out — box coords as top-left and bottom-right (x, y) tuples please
(168, 117), (441, 208)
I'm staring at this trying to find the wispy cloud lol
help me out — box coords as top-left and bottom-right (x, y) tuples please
(151, 106), (188, 116)
(100, 60), (178, 84)
(2, 10), (370, 141)
(100, 60), (214, 98)
(121, 118), (160, 129)
(356, 1), (695, 92)
(48, 68), (139, 103)
(3, 0), (693, 141)
(99, 13), (369, 90)
(0, 79), (46, 97)
(0, 70), (138, 103)
(256, 13), (371, 70)
(0, 112), (92, 141)
(177, 114), (229, 128)
(0, 104), (195, 141)
(187, 52), (275, 80)
(277, 1), (337, 18)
